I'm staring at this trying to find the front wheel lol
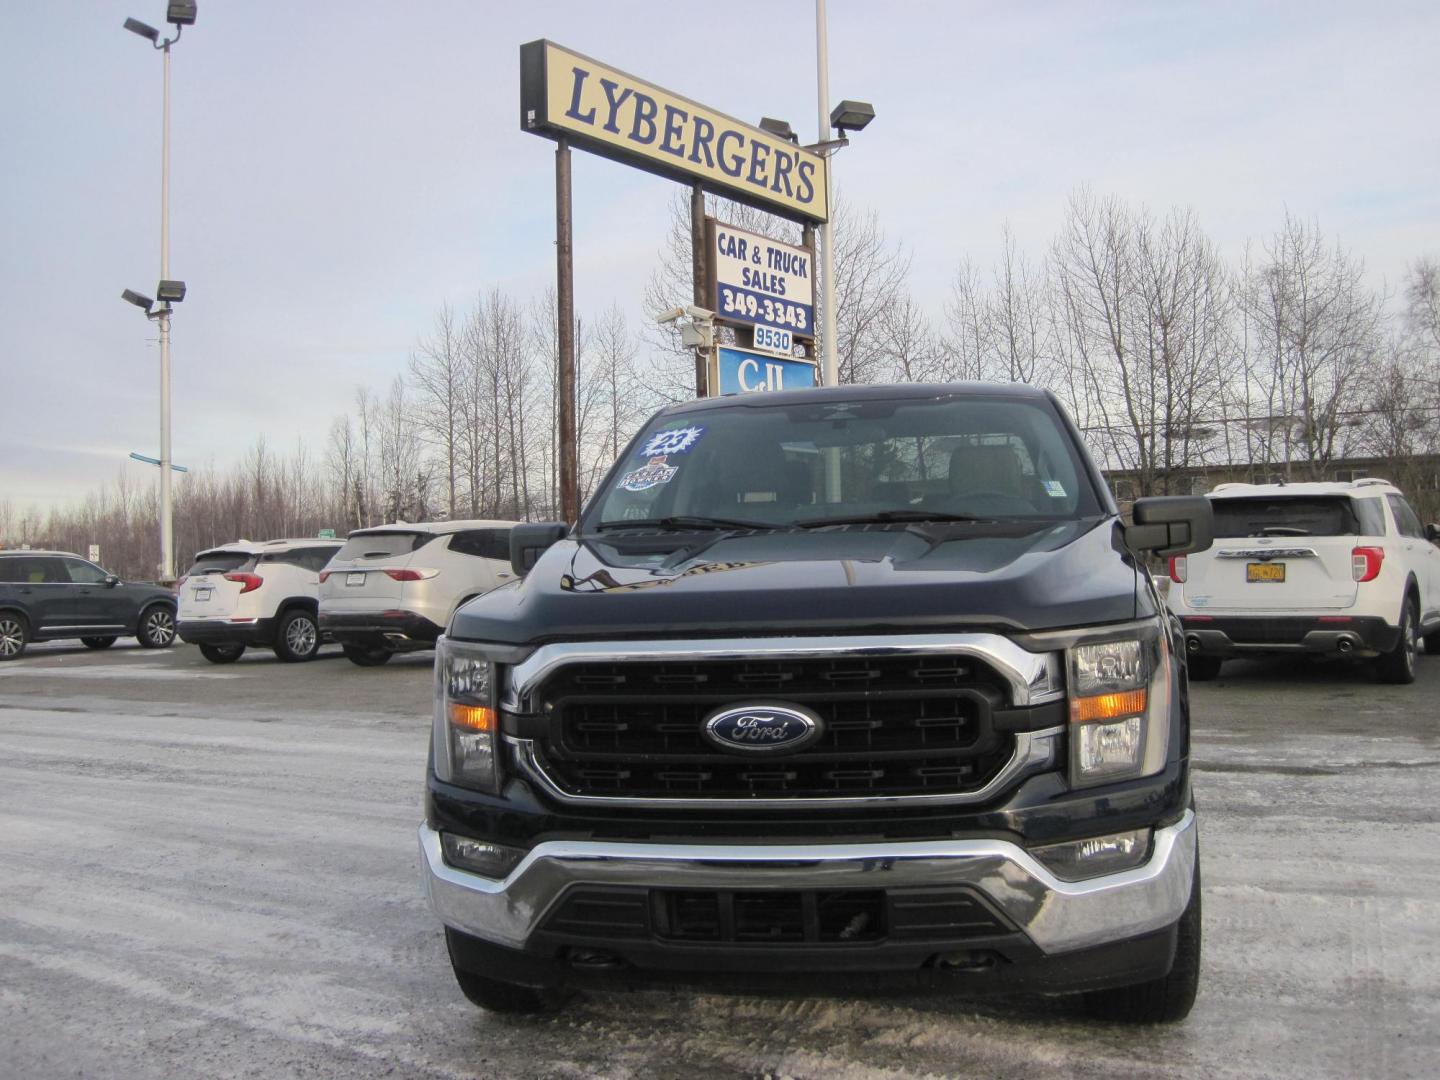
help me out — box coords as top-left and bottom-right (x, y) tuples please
(137, 605), (177, 649)
(1081, 859), (1201, 1023)
(273, 609), (320, 662)
(0, 613), (29, 661)
(81, 636), (117, 650)
(342, 643), (392, 667)
(1375, 598), (1419, 685)
(1424, 628), (1440, 656)
(199, 642), (246, 664)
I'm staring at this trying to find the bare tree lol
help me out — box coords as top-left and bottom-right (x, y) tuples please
(408, 304), (466, 518)
(1051, 192), (1233, 493)
(1242, 214), (1384, 479)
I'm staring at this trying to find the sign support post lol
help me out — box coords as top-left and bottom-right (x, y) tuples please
(556, 137), (579, 525)
(690, 183), (709, 397)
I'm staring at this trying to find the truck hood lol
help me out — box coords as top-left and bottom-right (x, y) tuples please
(451, 517), (1148, 645)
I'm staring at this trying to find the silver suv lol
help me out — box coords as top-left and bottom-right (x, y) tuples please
(318, 520), (518, 666)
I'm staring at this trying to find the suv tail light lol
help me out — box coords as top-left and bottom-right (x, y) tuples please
(318, 571), (333, 583)
(383, 568), (439, 582)
(1167, 556), (1187, 583)
(224, 572), (264, 594)
(175, 576), (187, 589)
(1351, 546), (1384, 583)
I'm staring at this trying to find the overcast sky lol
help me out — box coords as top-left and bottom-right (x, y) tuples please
(3, 0), (1437, 513)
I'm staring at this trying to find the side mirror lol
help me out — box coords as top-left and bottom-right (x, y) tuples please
(104, 575), (121, 588)
(1426, 522), (1439, 544)
(509, 522), (568, 577)
(1125, 496), (1214, 557)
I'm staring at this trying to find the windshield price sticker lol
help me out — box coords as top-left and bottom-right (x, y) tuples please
(641, 426), (704, 457)
(710, 221), (814, 339)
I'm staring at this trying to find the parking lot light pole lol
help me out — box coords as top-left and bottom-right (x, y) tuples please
(123, 2), (195, 581)
(815, 0), (836, 387)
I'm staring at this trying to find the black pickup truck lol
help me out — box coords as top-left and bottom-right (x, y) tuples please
(420, 382), (1213, 1023)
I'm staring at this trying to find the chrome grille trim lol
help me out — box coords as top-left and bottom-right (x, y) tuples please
(503, 634), (1064, 711)
(508, 726), (1063, 810)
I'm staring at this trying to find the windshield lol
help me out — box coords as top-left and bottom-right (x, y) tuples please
(587, 393), (1102, 530)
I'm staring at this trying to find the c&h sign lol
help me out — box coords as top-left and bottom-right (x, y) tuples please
(707, 220), (814, 342)
(520, 40), (829, 223)
(715, 346), (817, 396)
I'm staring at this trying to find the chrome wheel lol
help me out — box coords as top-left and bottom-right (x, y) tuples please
(0, 616), (26, 659)
(286, 615), (317, 655)
(141, 607), (176, 648)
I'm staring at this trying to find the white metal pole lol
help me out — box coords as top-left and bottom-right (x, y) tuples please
(816, 0), (838, 387)
(158, 39), (174, 581)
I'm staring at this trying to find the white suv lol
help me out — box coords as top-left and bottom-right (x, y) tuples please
(318, 520), (518, 666)
(177, 539), (342, 663)
(1166, 479), (1440, 683)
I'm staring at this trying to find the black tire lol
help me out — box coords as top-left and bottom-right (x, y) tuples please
(1186, 655), (1222, 682)
(0, 612), (29, 661)
(1082, 859), (1202, 1024)
(137, 605), (177, 649)
(445, 928), (556, 1014)
(1424, 629), (1440, 656)
(81, 636), (118, 650)
(198, 642), (246, 664)
(342, 643), (393, 667)
(1375, 597), (1419, 685)
(273, 609), (320, 663)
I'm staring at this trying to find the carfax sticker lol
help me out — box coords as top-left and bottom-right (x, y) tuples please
(620, 456), (678, 491)
(1043, 480), (1067, 497)
(641, 425), (704, 457)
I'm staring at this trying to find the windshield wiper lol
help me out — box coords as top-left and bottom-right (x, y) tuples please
(794, 510), (996, 528)
(1257, 525), (1310, 536)
(592, 514), (777, 532)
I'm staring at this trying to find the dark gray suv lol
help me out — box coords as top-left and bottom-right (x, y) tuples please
(0, 550), (177, 660)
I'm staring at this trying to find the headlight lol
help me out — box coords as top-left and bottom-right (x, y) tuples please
(433, 636), (500, 793)
(1066, 627), (1170, 788)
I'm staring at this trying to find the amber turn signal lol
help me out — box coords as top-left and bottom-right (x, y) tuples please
(1070, 689), (1147, 724)
(448, 703), (495, 731)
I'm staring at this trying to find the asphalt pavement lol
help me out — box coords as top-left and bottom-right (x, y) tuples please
(1, 639), (1436, 1079)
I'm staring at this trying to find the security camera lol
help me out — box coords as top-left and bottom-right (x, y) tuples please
(683, 304), (714, 321)
(654, 306), (686, 325)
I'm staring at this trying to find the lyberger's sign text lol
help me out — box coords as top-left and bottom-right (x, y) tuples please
(520, 40), (828, 223)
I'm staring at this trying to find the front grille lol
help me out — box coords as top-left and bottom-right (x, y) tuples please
(541, 886), (1014, 945)
(525, 654), (1018, 800)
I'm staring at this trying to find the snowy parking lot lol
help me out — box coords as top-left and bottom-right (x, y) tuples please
(1, 641), (1437, 1079)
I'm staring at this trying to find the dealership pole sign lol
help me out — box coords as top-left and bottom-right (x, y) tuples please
(520, 40), (829, 224)
(714, 346), (817, 395)
(706, 220), (814, 358)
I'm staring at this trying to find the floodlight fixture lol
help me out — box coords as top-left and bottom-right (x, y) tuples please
(123, 17), (160, 42)
(758, 117), (798, 144)
(166, 0), (197, 26)
(122, 288), (155, 312)
(829, 100), (876, 133)
(155, 279), (187, 303)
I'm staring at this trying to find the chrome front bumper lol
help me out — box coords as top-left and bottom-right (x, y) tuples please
(421, 809), (1196, 956)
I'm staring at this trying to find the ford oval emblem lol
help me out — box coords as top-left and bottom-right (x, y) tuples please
(702, 703), (823, 755)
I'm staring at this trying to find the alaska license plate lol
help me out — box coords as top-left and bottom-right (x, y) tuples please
(1247, 562), (1285, 583)
(346, 571), (366, 586)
